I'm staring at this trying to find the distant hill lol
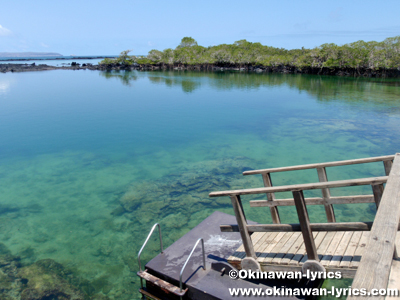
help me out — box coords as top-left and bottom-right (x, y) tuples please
(0, 52), (62, 57)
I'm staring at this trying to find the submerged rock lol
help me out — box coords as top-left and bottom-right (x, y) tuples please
(18, 260), (86, 300)
(0, 242), (111, 300)
(118, 157), (257, 226)
(0, 253), (22, 299)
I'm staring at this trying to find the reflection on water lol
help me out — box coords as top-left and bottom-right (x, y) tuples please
(101, 70), (400, 106)
(0, 70), (399, 299)
(0, 77), (13, 94)
(99, 71), (138, 86)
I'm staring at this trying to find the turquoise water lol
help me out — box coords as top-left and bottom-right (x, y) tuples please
(0, 70), (399, 299)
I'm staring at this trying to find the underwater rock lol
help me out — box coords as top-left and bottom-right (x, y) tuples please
(118, 157), (257, 228)
(90, 275), (112, 295)
(122, 256), (136, 273)
(90, 294), (110, 300)
(162, 212), (189, 229)
(18, 260), (86, 300)
(0, 247), (23, 299)
(0, 243), (111, 300)
(93, 241), (114, 257)
(110, 206), (126, 217)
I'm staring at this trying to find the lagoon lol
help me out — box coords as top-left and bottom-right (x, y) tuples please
(0, 70), (399, 299)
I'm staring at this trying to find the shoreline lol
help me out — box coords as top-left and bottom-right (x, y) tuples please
(1, 62), (400, 78)
(0, 56), (114, 62)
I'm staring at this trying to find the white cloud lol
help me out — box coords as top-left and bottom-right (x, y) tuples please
(41, 42), (49, 48)
(0, 25), (12, 36)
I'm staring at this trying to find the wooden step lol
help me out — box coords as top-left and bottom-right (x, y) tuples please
(139, 288), (162, 300)
(137, 270), (188, 297)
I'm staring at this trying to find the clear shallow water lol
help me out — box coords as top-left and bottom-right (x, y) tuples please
(0, 70), (399, 299)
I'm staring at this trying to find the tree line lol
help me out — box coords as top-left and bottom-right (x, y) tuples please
(100, 36), (400, 73)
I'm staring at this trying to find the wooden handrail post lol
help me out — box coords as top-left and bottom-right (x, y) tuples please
(316, 167), (336, 222)
(293, 190), (318, 261)
(261, 173), (281, 224)
(230, 195), (256, 259)
(371, 183), (384, 208)
(383, 160), (393, 176)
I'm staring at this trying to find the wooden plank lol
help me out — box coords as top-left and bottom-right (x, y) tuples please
(230, 195), (256, 259)
(279, 233), (304, 265)
(271, 232), (302, 264)
(223, 223), (400, 233)
(250, 195), (375, 207)
(233, 232), (266, 260)
(349, 232), (370, 269)
(256, 232), (286, 258)
(387, 259), (400, 294)
(320, 231), (345, 267)
(316, 231), (336, 260)
(255, 232), (281, 257)
(245, 222), (380, 232)
(256, 232), (286, 262)
(258, 264), (356, 278)
(242, 155), (395, 175)
(262, 173), (281, 224)
(288, 232), (318, 266)
(253, 232), (275, 256)
(209, 176), (388, 197)
(317, 167), (336, 222)
(394, 232), (400, 260)
(137, 271), (186, 297)
(220, 222), (394, 233)
(231, 242), (246, 260)
(300, 231), (327, 264)
(349, 153), (400, 300)
(339, 231), (363, 268)
(329, 231), (354, 267)
(372, 183), (385, 208)
(263, 233), (294, 263)
(252, 232), (271, 249)
(239, 231), (267, 260)
(293, 190), (318, 261)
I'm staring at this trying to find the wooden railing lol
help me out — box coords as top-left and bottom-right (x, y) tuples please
(208, 154), (396, 273)
(242, 155), (394, 224)
(348, 153), (400, 300)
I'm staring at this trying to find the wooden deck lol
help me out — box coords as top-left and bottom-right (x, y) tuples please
(228, 231), (398, 277)
(209, 153), (400, 298)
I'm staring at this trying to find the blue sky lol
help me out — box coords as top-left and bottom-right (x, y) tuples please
(1, 0), (399, 55)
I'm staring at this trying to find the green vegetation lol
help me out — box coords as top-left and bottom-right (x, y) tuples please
(101, 36), (400, 72)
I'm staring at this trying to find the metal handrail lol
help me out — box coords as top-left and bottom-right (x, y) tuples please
(137, 223), (163, 272)
(179, 238), (206, 295)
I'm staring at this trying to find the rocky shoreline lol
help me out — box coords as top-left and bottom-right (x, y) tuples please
(0, 63), (104, 73)
(0, 56), (111, 62)
(133, 64), (400, 77)
(1, 62), (400, 77)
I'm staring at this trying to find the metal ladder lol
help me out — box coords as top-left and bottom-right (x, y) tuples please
(137, 223), (206, 300)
